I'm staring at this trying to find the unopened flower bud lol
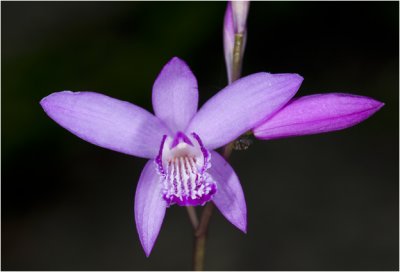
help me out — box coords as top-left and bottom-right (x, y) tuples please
(223, 1), (249, 83)
(232, 0), (249, 34)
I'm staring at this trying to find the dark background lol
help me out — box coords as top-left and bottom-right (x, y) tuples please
(2, 1), (398, 270)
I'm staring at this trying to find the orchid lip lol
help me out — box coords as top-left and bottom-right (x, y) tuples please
(155, 131), (217, 207)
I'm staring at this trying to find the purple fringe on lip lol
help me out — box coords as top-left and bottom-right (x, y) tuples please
(155, 132), (217, 207)
(191, 132), (211, 174)
(163, 175), (217, 207)
(155, 135), (168, 176)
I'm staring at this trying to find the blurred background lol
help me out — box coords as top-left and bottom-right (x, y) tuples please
(2, 2), (398, 270)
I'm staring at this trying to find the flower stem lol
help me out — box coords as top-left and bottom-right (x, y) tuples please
(191, 143), (234, 271)
(186, 206), (199, 230)
(231, 33), (244, 83)
(223, 141), (235, 160)
(190, 15), (247, 271)
(192, 202), (214, 271)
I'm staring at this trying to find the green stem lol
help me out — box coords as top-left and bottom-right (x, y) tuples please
(223, 141), (235, 160)
(192, 202), (214, 271)
(191, 142), (235, 271)
(186, 206), (199, 230)
(231, 33), (244, 83)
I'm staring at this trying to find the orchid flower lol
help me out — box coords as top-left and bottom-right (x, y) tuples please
(40, 57), (304, 256)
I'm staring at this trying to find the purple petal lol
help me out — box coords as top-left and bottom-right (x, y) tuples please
(152, 57), (199, 133)
(209, 151), (247, 233)
(223, 2), (234, 83)
(253, 93), (384, 140)
(186, 73), (303, 150)
(40, 91), (169, 159)
(134, 160), (167, 257)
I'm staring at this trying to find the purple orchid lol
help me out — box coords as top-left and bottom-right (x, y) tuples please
(40, 57), (304, 256)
